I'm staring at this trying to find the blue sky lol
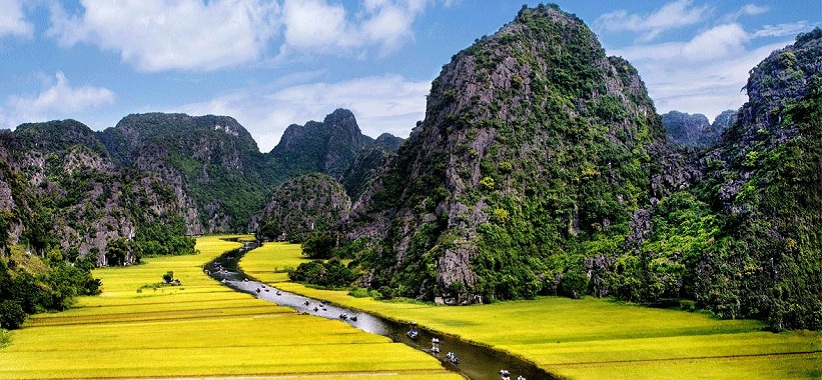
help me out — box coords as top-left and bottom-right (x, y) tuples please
(0, 1), (818, 152)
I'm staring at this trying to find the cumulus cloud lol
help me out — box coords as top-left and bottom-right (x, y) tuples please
(279, 0), (437, 57)
(175, 74), (430, 152)
(594, 0), (710, 42)
(2, 72), (115, 128)
(611, 27), (790, 120)
(47, 0), (281, 72)
(45, 0), (449, 70)
(681, 23), (750, 60)
(0, 0), (34, 39)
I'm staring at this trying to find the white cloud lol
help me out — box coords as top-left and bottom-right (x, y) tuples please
(612, 35), (789, 120)
(721, 3), (769, 23)
(47, 0), (281, 72)
(681, 23), (750, 60)
(175, 74), (430, 152)
(0, 0), (33, 39)
(279, 0), (436, 58)
(2, 72), (115, 128)
(594, 0), (710, 42)
(45, 0), (449, 70)
(754, 21), (811, 38)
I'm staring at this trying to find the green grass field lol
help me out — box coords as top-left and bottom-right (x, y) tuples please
(0, 236), (462, 380)
(241, 242), (822, 380)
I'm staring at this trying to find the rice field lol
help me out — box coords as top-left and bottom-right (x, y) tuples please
(241, 242), (822, 380)
(0, 236), (461, 380)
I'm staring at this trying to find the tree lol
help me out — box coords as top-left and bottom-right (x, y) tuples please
(105, 238), (131, 266)
(301, 233), (336, 259)
(162, 271), (174, 284)
(0, 300), (26, 330)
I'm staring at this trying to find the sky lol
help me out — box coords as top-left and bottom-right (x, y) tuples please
(0, 0), (819, 152)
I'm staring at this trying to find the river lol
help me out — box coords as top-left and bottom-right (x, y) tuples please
(205, 242), (557, 380)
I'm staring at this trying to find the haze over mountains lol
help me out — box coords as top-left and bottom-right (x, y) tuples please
(1, 4), (820, 331)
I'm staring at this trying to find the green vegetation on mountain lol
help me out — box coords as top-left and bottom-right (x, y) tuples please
(347, 4), (663, 304)
(99, 113), (265, 233)
(0, 120), (196, 329)
(340, 7), (821, 330)
(262, 109), (403, 197)
(256, 173), (351, 243)
(676, 28), (822, 330)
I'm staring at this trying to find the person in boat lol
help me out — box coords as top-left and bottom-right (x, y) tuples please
(499, 369), (510, 380)
(431, 337), (440, 353)
(407, 328), (419, 340)
(516, 376), (526, 380)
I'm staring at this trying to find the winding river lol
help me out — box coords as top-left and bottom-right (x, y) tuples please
(206, 243), (557, 380)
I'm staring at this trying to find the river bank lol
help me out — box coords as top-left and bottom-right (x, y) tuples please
(240, 242), (822, 380)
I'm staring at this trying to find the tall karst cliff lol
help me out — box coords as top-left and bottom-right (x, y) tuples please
(344, 19), (821, 329)
(262, 109), (403, 197)
(348, 4), (665, 304)
(0, 120), (191, 265)
(685, 29), (822, 330)
(99, 113), (265, 233)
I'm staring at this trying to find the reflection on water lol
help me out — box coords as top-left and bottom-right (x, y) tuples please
(206, 243), (556, 380)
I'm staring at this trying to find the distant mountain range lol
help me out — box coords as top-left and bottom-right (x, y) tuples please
(1, 4), (819, 331)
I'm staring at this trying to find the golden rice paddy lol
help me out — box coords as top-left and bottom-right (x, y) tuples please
(0, 236), (461, 380)
(241, 242), (822, 380)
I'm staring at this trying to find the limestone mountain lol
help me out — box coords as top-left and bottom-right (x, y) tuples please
(347, 4), (665, 304)
(257, 173), (351, 242)
(661, 110), (735, 147)
(262, 109), (403, 196)
(340, 7), (820, 331)
(98, 113), (265, 233)
(710, 109), (737, 137)
(684, 29), (822, 330)
(661, 111), (710, 146)
(0, 120), (194, 265)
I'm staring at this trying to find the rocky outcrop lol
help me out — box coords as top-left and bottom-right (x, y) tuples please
(347, 4), (665, 303)
(99, 113), (264, 233)
(0, 120), (188, 264)
(257, 173), (351, 242)
(661, 110), (735, 147)
(264, 109), (403, 196)
(661, 111), (711, 146)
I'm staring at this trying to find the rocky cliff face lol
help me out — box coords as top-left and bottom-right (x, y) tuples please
(661, 110), (735, 147)
(348, 4), (665, 304)
(257, 173), (351, 242)
(263, 109), (403, 197)
(686, 28), (822, 330)
(99, 113), (264, 233)
(0, 120), (187, 265)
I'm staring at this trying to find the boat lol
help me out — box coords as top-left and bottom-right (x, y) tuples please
(407, 328), (419, 340)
